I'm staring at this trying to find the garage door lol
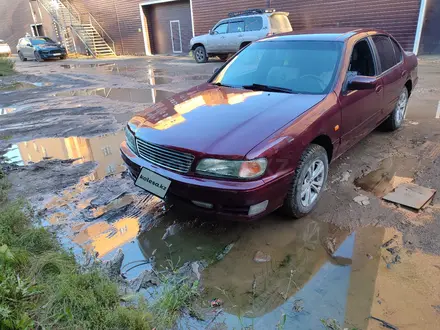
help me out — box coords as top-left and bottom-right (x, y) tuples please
(147, 0), (193, 55)
(419, 1), (440, 54)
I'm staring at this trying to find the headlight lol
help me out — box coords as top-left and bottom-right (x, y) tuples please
(196, 158), (267, 179)
(125, 126), (137, 154)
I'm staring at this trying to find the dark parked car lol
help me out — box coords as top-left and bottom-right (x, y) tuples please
(17, 36), (67, 62)
(121, 28), (418, 221)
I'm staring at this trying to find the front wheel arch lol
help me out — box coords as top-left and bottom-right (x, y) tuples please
(239, 41), (251, 49)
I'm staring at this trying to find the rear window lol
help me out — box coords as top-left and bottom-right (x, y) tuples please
(269, 15), (292, 33)
(390, 38), (403, 63)
(245, 17), (263, 32)
(372, 35), (397, 73)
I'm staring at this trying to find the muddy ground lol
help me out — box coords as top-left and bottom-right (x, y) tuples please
(1, 55), (440, 329)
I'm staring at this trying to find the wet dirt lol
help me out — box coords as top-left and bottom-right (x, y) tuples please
(354, 156), (418, 197)
(1, 56), (440, 329)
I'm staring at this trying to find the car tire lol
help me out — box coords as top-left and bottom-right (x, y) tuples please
(280, 144), (328, 219)
(194, 45), (208, 63)
(218, 54), (228, 61)
(382, 88), (409, 131)
(18, 51), (27, 62)
(60, 55), (67, 60)
(34, 51), (44, 62)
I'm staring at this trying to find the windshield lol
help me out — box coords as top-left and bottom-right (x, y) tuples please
(30, 37), (55, 45)
(212, 40), (343, 94)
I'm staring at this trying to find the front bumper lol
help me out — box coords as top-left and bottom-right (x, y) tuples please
(120, 142), (291, 221)
(38, 50), (66, 59)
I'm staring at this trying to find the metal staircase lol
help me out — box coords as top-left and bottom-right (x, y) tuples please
(37, 0), (116, 57)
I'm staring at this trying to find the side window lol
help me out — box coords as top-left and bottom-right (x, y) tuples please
(372, 35), (397, 73)
(390, 38), (403, 63)
(245, 17), (263, 32)
(213, 23), (228, 34)
(229, 21), (245, 33)
(348, 39), (376, 77)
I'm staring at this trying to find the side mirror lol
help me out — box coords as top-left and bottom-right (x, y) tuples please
(213, 67), (220, 74)
(209, 30), (212, 35)
(346, 76), (376, 91)
(27, 43), (32, 47)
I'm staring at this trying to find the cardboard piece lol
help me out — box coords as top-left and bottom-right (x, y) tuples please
(382, 183), (436, 210)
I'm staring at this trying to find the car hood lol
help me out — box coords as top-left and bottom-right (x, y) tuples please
(190, 34), (208, 45)
(131, 84), (325, 158)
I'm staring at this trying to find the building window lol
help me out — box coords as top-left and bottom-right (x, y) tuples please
(102, 146), (112, 156)
(106, 164), (116, 174)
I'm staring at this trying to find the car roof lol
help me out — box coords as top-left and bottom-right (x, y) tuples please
(261, 28), (383, 42)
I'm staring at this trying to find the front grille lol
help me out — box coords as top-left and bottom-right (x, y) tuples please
(50, 50), (62, 54)
(136, 139), (194, 173)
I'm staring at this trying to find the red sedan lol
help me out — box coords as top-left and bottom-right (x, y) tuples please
(121, 28), (418, 221)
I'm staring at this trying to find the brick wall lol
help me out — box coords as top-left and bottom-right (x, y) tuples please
(192, 0), (421, 50)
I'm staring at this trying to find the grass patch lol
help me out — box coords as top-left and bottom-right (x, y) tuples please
(0, 168), (198, 329)
(0, 58), (15, 76)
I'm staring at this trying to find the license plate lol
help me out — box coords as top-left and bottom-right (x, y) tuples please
(135, 168), (171, 198)
(53, 53), (61, 56)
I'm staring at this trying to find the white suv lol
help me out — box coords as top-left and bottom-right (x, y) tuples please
(190, 9), (292, 63)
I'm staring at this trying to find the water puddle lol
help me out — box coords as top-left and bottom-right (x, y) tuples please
(0, 81), (53, 92)
(3, 132), (126, 180)
(59, 63), (175, 85)
(354, 156), (418, 197)
(60, 63), (116, 69)
(9, 135), (437, 329)
(0, 107), (16, 115)
(178, 75), (212, 81)
(54, 87), (175, 104)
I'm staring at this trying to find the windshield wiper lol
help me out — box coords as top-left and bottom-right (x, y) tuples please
(241, 83), (295, 94)
(211, 82), (234, 88)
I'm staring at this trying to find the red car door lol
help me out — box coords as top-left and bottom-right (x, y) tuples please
(370, 35), (406, 124)
(338, 37), (383, 154)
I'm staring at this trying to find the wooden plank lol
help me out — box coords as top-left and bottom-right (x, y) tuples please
(382, 183), (436, 210)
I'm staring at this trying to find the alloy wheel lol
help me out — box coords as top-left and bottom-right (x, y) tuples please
(196, 48), (205, 62)
(394, 90), (408, 126)
(300, 160), (325, 207)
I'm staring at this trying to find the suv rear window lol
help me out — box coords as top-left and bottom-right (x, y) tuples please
(269, 15), (292, 33)
(245, 17), (263, 32)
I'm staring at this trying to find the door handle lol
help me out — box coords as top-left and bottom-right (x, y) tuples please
(238, 34), (243, 37)
(401, 70), (407, 77)
(375, 85), (383, 93)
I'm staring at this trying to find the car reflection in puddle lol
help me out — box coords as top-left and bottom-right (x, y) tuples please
(54, 87), (175, 104)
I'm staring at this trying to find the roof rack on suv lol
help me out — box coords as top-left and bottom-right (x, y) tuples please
(228, 8), (275, 18)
